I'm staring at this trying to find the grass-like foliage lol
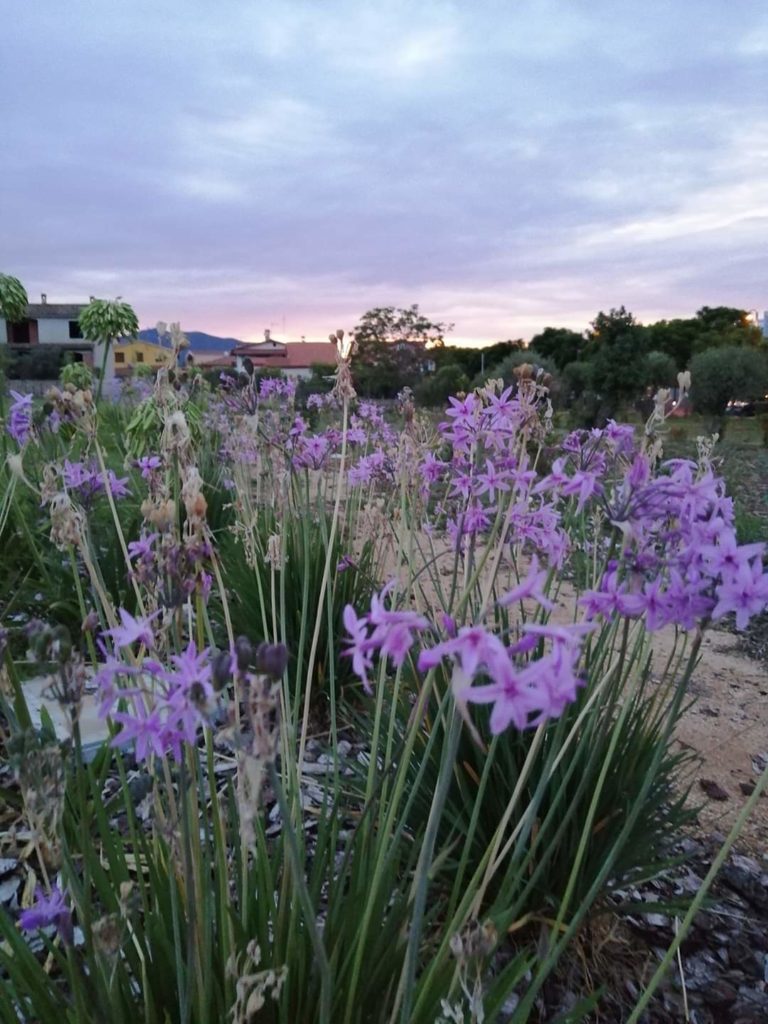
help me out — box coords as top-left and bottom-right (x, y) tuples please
(1, 349), (767, 1022)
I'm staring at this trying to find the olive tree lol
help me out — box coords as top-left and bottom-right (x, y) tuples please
(690, 345), (768, 436)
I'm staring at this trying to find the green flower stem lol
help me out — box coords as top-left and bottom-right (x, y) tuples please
(298, 389), (350, 769)
(269, 762), (332, 1024)
(396, 707), (463, 1024)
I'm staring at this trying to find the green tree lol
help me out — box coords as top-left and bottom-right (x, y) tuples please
(646, 318), (700, 370)
(690, 346), (768, 436)
(0, 273), (29, 324)
(351, 305), (452, 398)
(583, 306), (648, 420)
(79, 297), (139, 401)
(692, 305), (763, 355)
(528, 326), (584, 369)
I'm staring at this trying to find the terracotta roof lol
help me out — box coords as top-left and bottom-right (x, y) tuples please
(232, 342), (338, 368)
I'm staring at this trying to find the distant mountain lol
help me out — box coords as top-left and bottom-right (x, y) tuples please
(138, 329), (245, 353)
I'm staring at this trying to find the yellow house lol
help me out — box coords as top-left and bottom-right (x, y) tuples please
(114, 339), (173, 377)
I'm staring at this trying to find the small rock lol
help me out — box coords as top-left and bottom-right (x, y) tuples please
(707, 977), (739, 1007)
(303, 739), (321, 763)
(722, 864), (768, 912)
(700, 779), (729, 801)
(0, 876), (19, 904)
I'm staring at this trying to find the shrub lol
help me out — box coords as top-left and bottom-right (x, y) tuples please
(474, 348), (558, 390)
(415, 363), (470, 406)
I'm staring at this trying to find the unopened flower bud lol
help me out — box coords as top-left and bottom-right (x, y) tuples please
(82, 610), (100, 634)
(254, 642), (288, 680)
(234, 635), (253, 672)
(212, 649), (233, 690)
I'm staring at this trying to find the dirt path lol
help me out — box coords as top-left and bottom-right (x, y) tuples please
(673, 628), (768, 848)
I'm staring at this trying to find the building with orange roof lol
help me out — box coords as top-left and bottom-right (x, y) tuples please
(230, 330), (338, 378)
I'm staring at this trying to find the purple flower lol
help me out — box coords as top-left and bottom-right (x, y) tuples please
(161, 641), (214, 705)
(7, 390), (32, 446)
(106, 470), (130, 499)
(418, 625), (509, 679)
(712, 559), (768, 630)
(127, 533), (158, 562)
(342, 605), (375, 689)
(459, 659), (542, 733)
(19, 884), (73, 944)
(342, 587), (430, 691)
(136, 455), (162, 479)
(475, 459), (510, 501)
(498, 557), (554, 612)
(103, 608), (159, 649)
(112, 696), (169, 761)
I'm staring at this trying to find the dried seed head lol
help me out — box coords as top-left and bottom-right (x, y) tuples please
(49, 493), (85, 550)
(92, 914), (122, 957)
(265, 532), (282, 566)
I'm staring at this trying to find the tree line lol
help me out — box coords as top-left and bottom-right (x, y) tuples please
(348, 303), (768, 429)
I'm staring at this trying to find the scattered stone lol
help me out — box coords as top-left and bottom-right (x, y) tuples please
(700, 778), (729, 801)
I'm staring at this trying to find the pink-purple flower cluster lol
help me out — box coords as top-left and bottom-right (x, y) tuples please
(343, 573), (591, 734)
(97, 613), (215, 761)
(61, 459), (130, 505)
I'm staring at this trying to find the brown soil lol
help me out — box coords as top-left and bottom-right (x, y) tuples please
(672, 627), (768, 849)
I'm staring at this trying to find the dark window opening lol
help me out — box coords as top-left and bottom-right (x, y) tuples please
(115, 352), (125, 364)
(69, 321), (83, 339)
(8, 320), (33, 344)
(136, 352), (144, 363)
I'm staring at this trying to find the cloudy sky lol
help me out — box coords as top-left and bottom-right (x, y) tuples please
(2, 1), (767, 344)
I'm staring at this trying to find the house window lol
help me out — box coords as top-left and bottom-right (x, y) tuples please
(136, 352), (144, 363)
(68, 321), (83, 339)
(115, 352), (125, 364)
(8, 320), (33, 344)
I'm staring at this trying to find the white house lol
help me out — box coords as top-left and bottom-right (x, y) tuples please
(1, 295), (113, 379)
